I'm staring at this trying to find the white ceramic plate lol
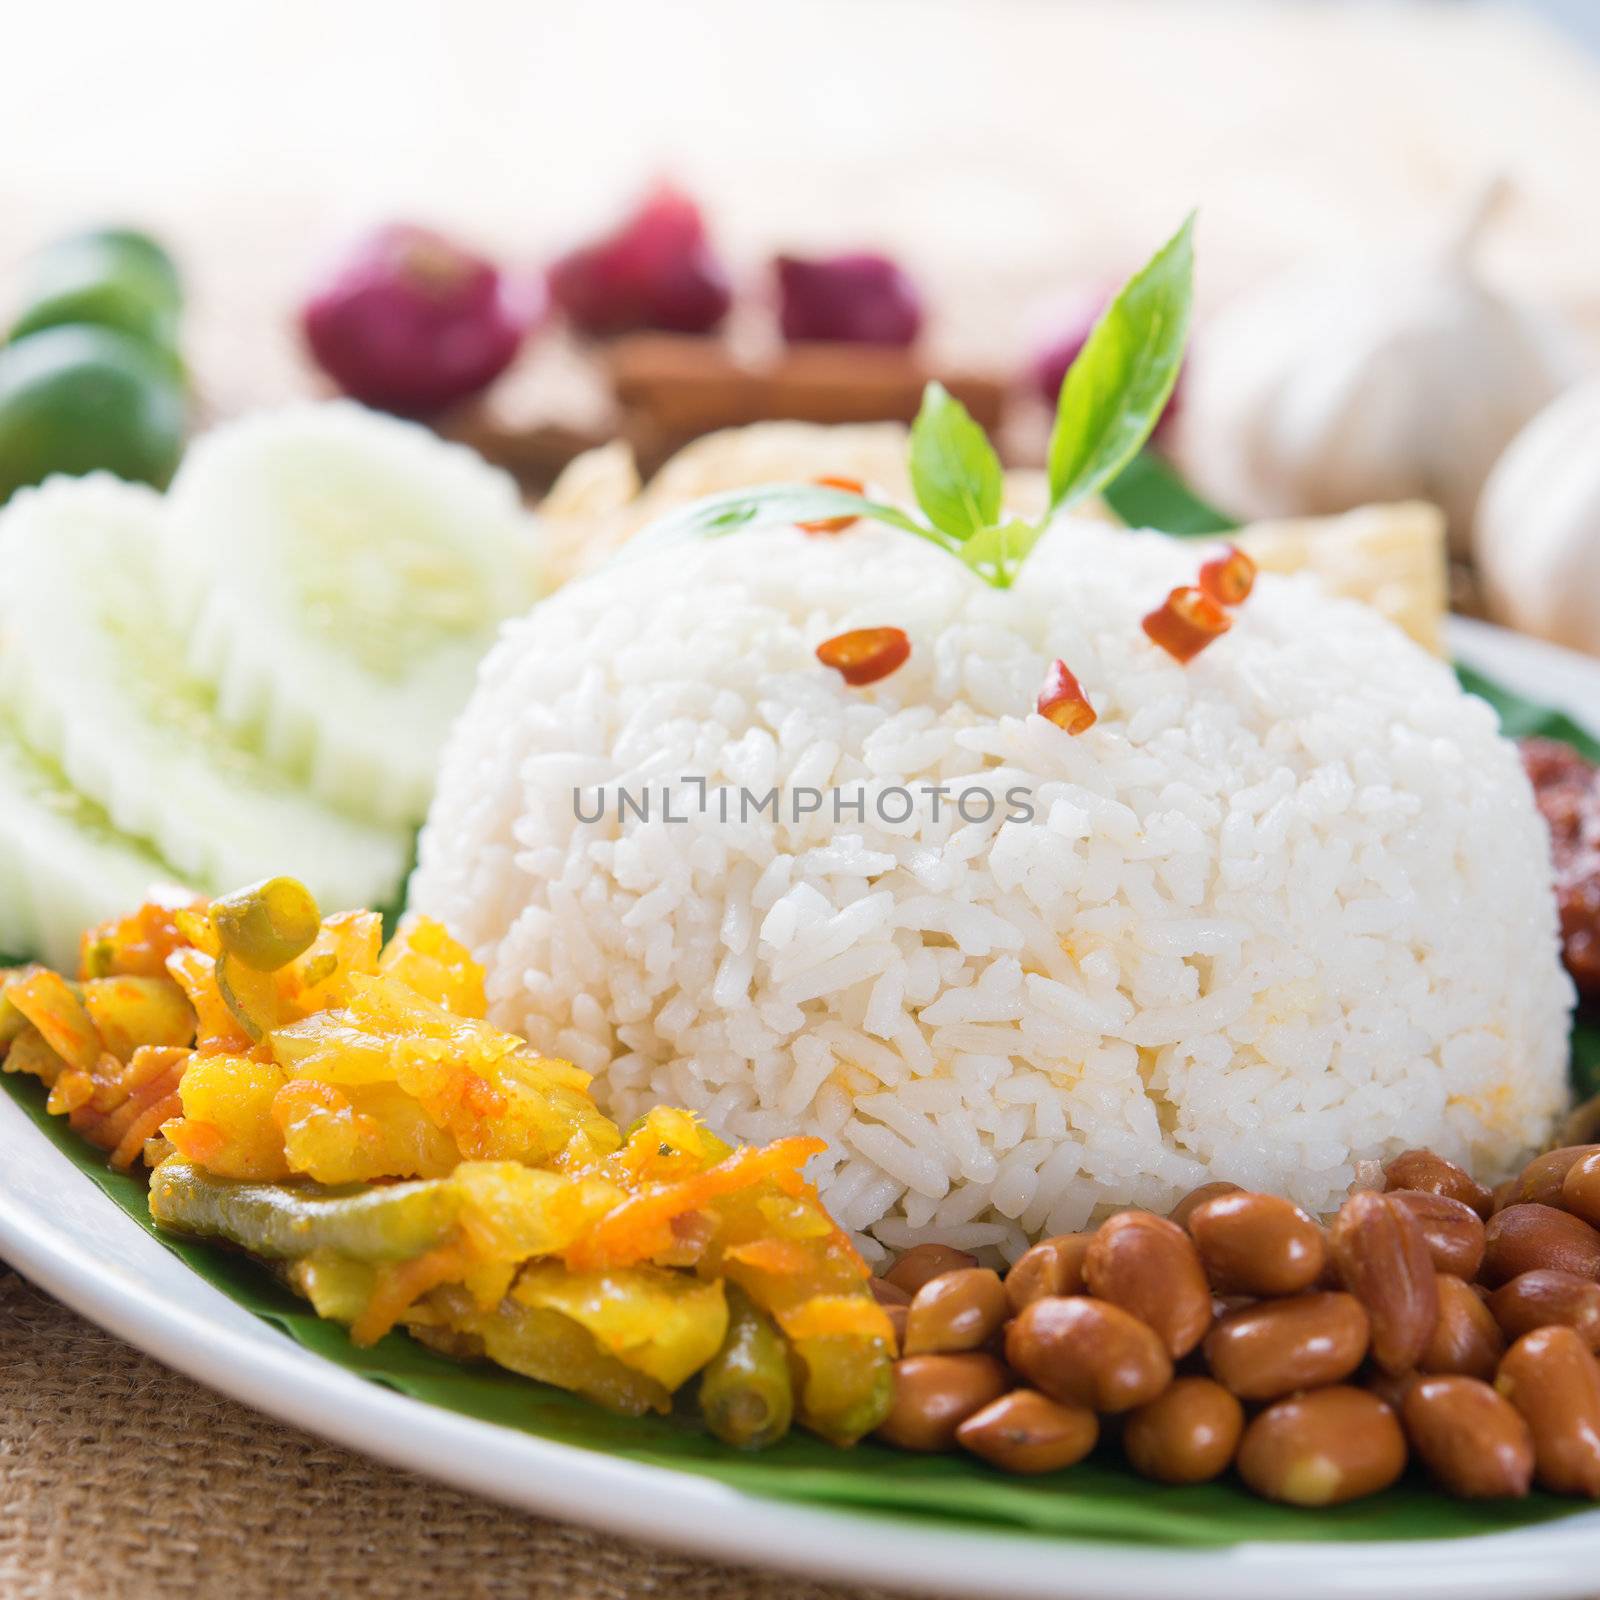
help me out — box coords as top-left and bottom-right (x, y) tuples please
(5, 617), (1600, 1600)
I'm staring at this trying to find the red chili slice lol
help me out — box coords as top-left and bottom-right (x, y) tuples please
(1197, 544), (1256, 607)
(1142, 585), (1232, 664)
(816, 626), (911, 686)
(799, 475), (866, 535)
(1036, 659), (1096, 734)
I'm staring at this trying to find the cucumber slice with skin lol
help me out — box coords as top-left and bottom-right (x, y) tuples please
(0, 474), (411, 913)
(162, 403), (540, 826)
(0, 716), (186, 968)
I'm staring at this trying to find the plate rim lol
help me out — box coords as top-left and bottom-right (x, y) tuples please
(6, 617), (1600, 1600)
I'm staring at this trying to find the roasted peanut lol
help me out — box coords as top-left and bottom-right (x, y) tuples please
(1004, 1234), (1090, 1317)
(1236, 1388), (1406, 1507)
(1364, 1368), (1421, 1413)
(1168, 1180), (1243, 1229)
(1383, 1148), (1494, 1218)
(1385, 1189), (1486, 1279)
(1328, 1190), (1438, 1375)
(1005, 1296), (1172, 1413)
(1203, 1292), (1369, 1400)
(1187, 1191), (1325, 1296)
(1496, 1326), (1600, 1496)
(882, 1243), (980, 1297)
(1511, 1145), (1600, 1209)
(1563, 1150), (1600, 1229)
(1420, 1273), (1504, 1380)
(955, 1389), (1099, 1474)
(875, 1353), (1010, 1452)
(1489, 1270), (1600, 1352)
(903, 1268), (1007, 1356)
(1122, 1376), (1244, 1484)
(1083, 1211), (1212, 1358)
(1481, 1204), (1600, 1287)
(871, 1285), (911, 1351)
(883, 1303), (907, 1354)
(1559, 1093), (1600, 1150)
(1402, 1376), (1534, 1498)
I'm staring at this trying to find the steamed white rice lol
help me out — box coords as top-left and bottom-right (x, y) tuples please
(413, 517), (1573, 1263)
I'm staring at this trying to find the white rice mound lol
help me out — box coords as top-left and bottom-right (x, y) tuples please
(413, 517), (1573, 1263)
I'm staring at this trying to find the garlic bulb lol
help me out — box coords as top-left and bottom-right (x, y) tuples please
(1475, 375), (1600, 652)
(1176, 184), (1579, 553)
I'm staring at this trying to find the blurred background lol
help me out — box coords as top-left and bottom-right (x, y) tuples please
(1, 0), (1597, 635)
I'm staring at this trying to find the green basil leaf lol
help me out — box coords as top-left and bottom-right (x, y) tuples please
(956, 519), (1046, 589)
(908, 382), (1004, 542)
(622, 483), (956, 562)
(1102, 451), (1237, 537)
(1048, 214), (1195, 514)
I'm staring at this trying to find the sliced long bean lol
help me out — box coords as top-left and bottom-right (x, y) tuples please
(149, 1160), (460, 1262)
(699, 1284), (794, 1450)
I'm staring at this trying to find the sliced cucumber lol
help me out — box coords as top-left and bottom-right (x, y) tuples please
(0, 474), (411, 914)
(162, 403), (540, 825)
(0, 716), (183, 968)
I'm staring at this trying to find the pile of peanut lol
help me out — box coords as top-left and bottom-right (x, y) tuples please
(868, 1145), (1600, 1504)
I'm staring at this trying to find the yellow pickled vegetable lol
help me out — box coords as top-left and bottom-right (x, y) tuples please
(0, 966), (47, 1050)
(277, 909), (383, 1011)
(166, 947), (254, 1054)
(269, 972), (620, 1173)
(378, 914), (486, 1017)
(512, 1261), (728, 1391)
(271, 1078), (459, 1183)
(79, 890), (203, 981)
(450, 1161), (623, 1263)
(81, 975), (195, 1061)
(8, 969), (102, 1071)
(425, 1289), (673, 1416)
(18, 883), (894, 1454)
(166, 1053), (292, 1180)
(5, 1023), (67, 1089)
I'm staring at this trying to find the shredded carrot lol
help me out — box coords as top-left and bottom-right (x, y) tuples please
(82, 1041), (186, 1115)
(351, 1236), (475, 1347)
(46, 1068), (95, 1115)
(74, 1058), (187, 1153)
(778, 1294), (895, 1344)
(165, 1118), (228, 1166)
(108, 1091), (185, 1171)
(722, 1237), (819, 1276)
(565, 1137), (826, 1272)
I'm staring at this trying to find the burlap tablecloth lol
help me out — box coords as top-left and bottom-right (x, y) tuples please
(0, 1269), (894, 1600)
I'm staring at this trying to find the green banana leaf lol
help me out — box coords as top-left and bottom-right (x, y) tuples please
(0, 1062), (1584, 1546)
(4, 471), (1599, 1544)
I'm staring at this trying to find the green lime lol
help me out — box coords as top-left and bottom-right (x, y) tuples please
(0, 324), (186, 503)
(9, 271), (180, 360)
(29, 226), (182, 312)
